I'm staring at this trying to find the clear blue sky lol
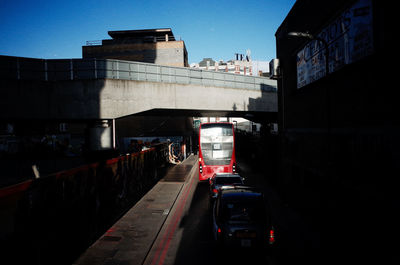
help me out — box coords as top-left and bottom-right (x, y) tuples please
(0, 0), (296, 63)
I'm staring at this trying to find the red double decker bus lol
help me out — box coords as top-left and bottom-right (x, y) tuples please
(198, 122), (236, 181)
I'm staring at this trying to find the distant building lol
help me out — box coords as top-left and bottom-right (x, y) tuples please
(82, 28), (188, 67)
(191, 53), (270, 76)
(198, 58), (216, 68)
(252, 60), (270, 77)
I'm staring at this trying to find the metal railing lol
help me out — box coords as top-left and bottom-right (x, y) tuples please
(85, 35), (180, 45)
(85, 40), (102, 46)
(0, 55), (277, 91)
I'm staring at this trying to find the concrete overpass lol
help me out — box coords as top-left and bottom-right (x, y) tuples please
(0, 55), (277, 122)
(1, 55), (277, 150)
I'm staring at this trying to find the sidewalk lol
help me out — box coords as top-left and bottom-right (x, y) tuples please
(74, 155), (198, 265)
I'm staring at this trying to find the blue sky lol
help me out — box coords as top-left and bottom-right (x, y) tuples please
(0, 0), (296, 63)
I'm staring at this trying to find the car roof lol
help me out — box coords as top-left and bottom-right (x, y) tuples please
(220, 186), (262, 199)
(213, 173), (242, 178)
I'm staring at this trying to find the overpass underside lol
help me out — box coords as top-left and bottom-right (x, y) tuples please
(135, 108), (277, 124)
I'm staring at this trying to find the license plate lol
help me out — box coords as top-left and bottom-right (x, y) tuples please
(236, 231), (257, 238)
(241, 239), (251, 247)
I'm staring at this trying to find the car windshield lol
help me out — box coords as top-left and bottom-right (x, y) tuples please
(215, 177), (242, 185)
(221, 198), (267, 223)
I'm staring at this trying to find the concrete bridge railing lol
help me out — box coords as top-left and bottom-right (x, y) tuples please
(0, 55), (276, 91)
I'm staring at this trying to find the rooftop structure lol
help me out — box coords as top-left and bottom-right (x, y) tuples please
(107, 28), (176, 41)
(83, 28), (188, 67)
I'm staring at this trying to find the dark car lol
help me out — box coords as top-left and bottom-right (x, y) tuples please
(212, 186), (275, 249)
(208, 173), (244, 199)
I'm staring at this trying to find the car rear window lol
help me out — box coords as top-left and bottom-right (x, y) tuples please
(221, 198), (267, 223)
(215, 177), (242, 185)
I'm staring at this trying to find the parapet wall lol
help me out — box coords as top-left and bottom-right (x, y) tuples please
(0, 55), (276, 91)
(0, 143), (169, 265)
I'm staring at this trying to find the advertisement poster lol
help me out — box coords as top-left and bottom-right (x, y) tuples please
(296, 0), (373, 88)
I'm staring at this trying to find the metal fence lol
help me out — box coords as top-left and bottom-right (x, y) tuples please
(0, 55), (277, 91)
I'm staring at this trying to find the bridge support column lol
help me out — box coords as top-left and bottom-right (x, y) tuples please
(88, 120), (115, 151)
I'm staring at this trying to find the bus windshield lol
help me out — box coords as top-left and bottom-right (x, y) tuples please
(200, 124), (233, 165)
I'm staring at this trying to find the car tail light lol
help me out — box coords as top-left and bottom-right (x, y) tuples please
(218, 228), (222, 234)
(269, 228), (275, 245)
(213, 188), (218, 194)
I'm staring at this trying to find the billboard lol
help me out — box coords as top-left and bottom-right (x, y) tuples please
(296, 0), (373, 88)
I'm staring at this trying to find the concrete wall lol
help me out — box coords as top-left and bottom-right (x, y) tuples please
(83, 41), (188, 67)
(276, 0), (395, 200)
(275, 1), (398, 261)
(1, 78), (277, 120)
